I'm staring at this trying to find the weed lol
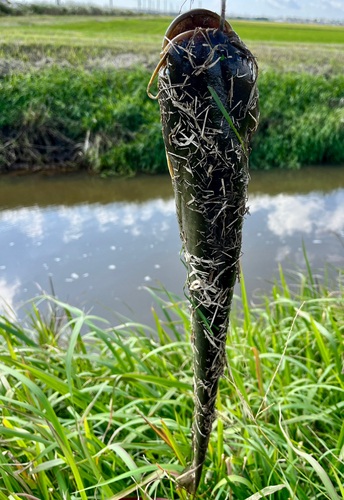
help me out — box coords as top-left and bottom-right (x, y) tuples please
(0, 266), (344, 498)
(1, 67), (343, 173)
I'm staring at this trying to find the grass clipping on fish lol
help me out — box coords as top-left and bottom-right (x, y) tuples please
(149, 13), (259, 494)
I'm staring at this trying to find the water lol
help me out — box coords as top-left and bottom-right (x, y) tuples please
(1, 166), (344, 325)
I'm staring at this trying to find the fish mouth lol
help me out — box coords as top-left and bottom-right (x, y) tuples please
(162, 9), (233, 48)
(147, 8), (235, 99)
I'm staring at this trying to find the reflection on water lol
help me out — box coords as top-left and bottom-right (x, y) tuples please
(0, 166), (344, 324)
(250, 191), (344, 236)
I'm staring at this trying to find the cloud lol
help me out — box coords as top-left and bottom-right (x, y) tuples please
(0, 207), (44, 240)
(58, 207), (85, 243)
(249, 191), (344, 239)
(322, 0), (344, 10)
(0, 278), (21, 319)
(267, 0), (300, 9)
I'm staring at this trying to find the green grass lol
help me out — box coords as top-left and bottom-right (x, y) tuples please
(1, 12), (344, 73)
(0, 68), (166, 174)
(0, 2), (136, 17)
(1, 263), (344, 499)
(1, 67), (343, 173)
(2, 40), (344, 77)
(1, 12), (344, 173)
(1, 15), (344, 46)
(0, 17), (167, 50)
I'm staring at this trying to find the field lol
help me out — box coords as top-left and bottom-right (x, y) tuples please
(1, 15), (344, 74)
(1, 15), (344, 46)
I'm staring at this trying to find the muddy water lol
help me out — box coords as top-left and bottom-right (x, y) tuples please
(1, 166), (344, 325)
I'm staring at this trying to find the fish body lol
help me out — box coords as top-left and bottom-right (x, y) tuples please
(150, 10), (259, 494)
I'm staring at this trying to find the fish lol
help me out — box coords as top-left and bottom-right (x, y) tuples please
(148, 8), (259, 494)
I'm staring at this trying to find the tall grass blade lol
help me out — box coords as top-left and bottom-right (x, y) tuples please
(279, 406), (340, 500)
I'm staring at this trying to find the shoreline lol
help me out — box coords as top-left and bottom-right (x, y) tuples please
(0, 41), (343, 175)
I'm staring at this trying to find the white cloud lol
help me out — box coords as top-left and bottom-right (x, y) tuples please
(58, 207), (85, 243)
(0, 278), (20, 319)
(0, 207), (44, 240)
(267, 196), (321, 236)
(321, 204), (344, 233)
(249, 191), (344, 238)
(275, 245), (291, 262)
(323, 0), (344, 10)
(267, 0), (300, 9)
(206, 0), (344, 19)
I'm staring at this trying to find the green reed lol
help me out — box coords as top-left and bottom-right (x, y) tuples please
(1, 67), (344, 174)
(0, 262), (344, 499)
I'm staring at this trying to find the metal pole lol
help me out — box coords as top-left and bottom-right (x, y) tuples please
(219, 0), (226, 31)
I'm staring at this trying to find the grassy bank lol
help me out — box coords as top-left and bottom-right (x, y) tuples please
(1, 67), (344, 174)
(1, 265), (344, 499)
(1, 14), (344, 174)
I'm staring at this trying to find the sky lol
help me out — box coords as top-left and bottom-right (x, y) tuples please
(61, 0), (344, 21)
(202, 0), (344, 20)
(126, 0), (344, 20)
(127, 0), (344, 21)
(54, 0), (344, 21)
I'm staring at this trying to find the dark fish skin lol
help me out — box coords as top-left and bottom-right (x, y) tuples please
(153, 11), (259, 494)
